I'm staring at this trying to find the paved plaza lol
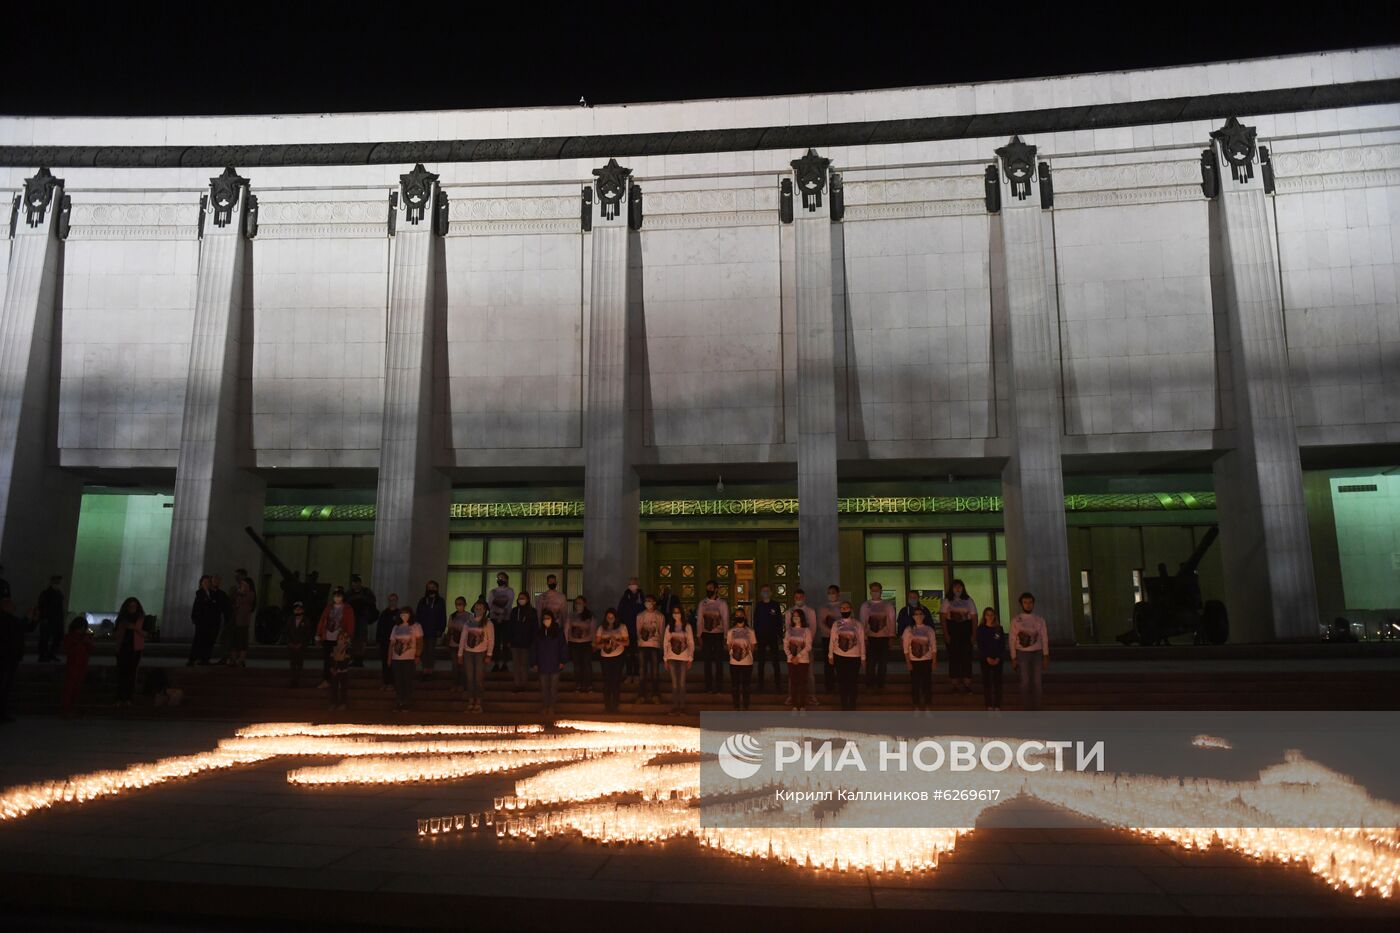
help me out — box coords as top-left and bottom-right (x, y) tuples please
(1, 716), (1396, 930)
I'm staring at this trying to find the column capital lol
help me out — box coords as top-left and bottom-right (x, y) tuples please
(396, 163), (448, 234)
(202, 166), (257, 239)
(1204, 116), (1275, 196)
(15, 166), (66, 237)
(585, 158), (641, 230)
(787, 148), (842, 221)
(989, 136), (1052, 211)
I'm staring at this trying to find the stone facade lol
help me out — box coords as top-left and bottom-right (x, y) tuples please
(1, 47), (1398, 637)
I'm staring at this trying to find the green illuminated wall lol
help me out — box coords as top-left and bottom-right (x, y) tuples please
(69, 490), (173, 618)
(1330, 472), (1400, 611)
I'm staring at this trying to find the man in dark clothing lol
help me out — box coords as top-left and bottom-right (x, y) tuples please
(347, 574), (377, 668)
(616, 577), (644, 681)
(654, 584), (681, 621)
(896, 590), (935, 637)
(188, 575), (223, 665)
(210, 575), (233, 663)
(375, 593), (400, 688)
(416, 581), (446, 677)
(751, 585), (784, 692)
(0, 598), (37, 722)
(35, 576), (66, 661)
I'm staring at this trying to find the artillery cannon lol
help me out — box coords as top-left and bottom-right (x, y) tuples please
(245, 526), (329, 644)
(1117, 525), (1229, 646)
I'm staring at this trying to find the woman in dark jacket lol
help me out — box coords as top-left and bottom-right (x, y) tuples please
(508, 593), (537, 693)
(531, 609), (568, 718)
(114, 597), (146, 707)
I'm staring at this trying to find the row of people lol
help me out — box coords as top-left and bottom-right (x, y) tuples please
(299, 579), (1050, 715)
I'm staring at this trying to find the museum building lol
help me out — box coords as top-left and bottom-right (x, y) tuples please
(2, 47), (1398, 642)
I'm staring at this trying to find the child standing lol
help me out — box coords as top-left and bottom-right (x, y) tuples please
(456, 599), (494, 713)
(1009, 593), (1049, 710)
(634, 595), (664, 704)
(783, 609), (812, 712)
(389, 607), (423, 712)
(662, 606), (694, 714)
(725, 610), (756, 710)
(977, 607), (1008, 711)
(901, 605), (939, 712)
(329, 630), (352, 711)
(60, 617), (92, 717)
(594, 609), (629, 713)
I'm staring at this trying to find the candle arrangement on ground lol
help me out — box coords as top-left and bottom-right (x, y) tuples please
(1, 720), (1395, 899)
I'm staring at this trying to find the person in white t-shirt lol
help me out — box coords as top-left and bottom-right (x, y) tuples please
(783, 608), (814, 712)
(634, 594), (665, 705)
(1010, 592), (1050, 710)
(388, 607), (423, 712)
(455, 599), (494, 713)
(859, 582), (896, 693)
(816, 584), (844, 695)
(901, 605), (939, 712)
(725, 610), (756, 711)
(826, 601), (865, 711)
(594, 609), (630, 714)
(662, 606), (695, 714)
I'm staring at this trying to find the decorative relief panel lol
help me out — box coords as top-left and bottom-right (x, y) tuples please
(64, 202), (198, 240)
(254, 199), (388, 238)
(1270, 144), (1400, 194)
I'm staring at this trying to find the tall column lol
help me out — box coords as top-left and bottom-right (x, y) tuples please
(991, 137), (1073, 641)
(371, 165), (450, 603)
(789, 149), (841, 593)
(582, 159), (639, 605)
(0, 169), (84, 606)
(1206, 118), (1317, 640)
(163, 168), (265, 637)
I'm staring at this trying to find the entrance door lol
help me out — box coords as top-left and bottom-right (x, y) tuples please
(648, 534), (797, 616)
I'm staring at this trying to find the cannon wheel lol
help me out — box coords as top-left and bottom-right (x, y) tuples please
(1200, 600), (1229, 645)
(1132, 602), (1160, 646)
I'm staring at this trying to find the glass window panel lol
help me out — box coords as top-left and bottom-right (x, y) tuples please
(951, 566), (994, 613)
(994, 533), (1006, 562)
(907, 533), (943, 563)
(566, 570), (584, 601)
(864, 533), (904, 563)
(996, 569), (1011, 624)
(487, 537), (524, 566)
(446, 570), (480, 606)
(567, 537), (584, 567)
(449, 537), (484, 566)
(951, 533), (991, 562)
(528, 537), (565, 566)
(865, 567), (904, 602)
(909, 565), (945, 595)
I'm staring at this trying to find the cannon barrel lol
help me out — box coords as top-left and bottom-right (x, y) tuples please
(1178, 525), (1220, 577)
(245, 526), (295, 582)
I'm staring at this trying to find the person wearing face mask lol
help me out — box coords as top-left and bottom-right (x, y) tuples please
(538, 574), (568, 631)
(316, 588), (354, 688)
(896, 589), (929, 637)
(859, 582), (896, 693)
(416, 581), (446, 678)
(696, 580), (730, 694)
(375, 594), (401, 692)
(826, 601), (865, 711)
(725, 609), (756, 710)
(487, 572), (515, 673)
(594, 609), (630, 713)
(634, 594), (664, 704)
(617, 577), (644, 684)
(566, 596), (596, 693)
(653, 583), (681, 621)
(456, 599), (494, 713)
(661, 606), (695, 714)
(901, 605), (939, 712)
(532, 609), (568, 718)
(783, 609), (813, 712)
(816, 584), (844, 696)
(940, 579), (978, 695)
(788, 589), (819, 708)
(751, 585), (783, 695)
(508, 591), (537, 692)
(448, 597), (471, 695)
(389, 606), (423, 712)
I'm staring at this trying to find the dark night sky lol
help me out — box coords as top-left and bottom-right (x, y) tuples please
(4, 4), (1397, 117)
